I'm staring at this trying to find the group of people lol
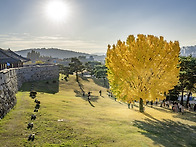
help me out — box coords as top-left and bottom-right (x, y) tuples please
(162, 101), (196, 114)
(172, 102), (185, 114)
(86, 89), (196, 113)
(191, 103), (196, 111)
(146, 99), (196, 114)
(87, 90), (102, 101)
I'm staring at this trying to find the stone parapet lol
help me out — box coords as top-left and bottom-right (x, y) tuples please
(0, 65), (59, 119)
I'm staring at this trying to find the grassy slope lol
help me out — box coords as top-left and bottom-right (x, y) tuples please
(0, 75), (196, 147)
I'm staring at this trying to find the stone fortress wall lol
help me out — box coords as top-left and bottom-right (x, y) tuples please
(0, 65), (59, 119)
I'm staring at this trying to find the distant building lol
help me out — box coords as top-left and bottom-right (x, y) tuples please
(0, 48), (30, 70)
(181, 46), (196, 57)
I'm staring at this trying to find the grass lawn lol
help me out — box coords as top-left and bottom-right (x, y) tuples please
(0, 75), (196, 147)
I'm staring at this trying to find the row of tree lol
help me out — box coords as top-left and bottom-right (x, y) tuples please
(167, 56), (196, 107)
(27, 50), (53, 62)
(59, 57), (107, 85)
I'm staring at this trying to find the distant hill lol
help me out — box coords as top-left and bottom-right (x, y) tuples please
(15, 48), (90, 59)
(15, 48), (105, 63)
(181, 45), (196, 57)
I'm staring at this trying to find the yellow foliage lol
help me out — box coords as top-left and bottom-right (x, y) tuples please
(106, 34), (180, 102)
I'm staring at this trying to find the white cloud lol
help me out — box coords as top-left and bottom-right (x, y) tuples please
(180, 39), (196, 47)
(0, 33), (107, 53)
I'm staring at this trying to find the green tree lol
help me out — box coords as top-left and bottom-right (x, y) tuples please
(94, 65), (107, 86)
(27, 50), (40, 61)
(179, 56), (196, 105)
(166, 85), (180, 101)
(58, 64), (70, 76)
(69, 57), (84, 82)
(85, 61), (101, 75)
(179, 56), (196, 106)
(185, 57), (196, 107)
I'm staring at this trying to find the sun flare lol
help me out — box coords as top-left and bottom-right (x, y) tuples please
(45, 0), (70, 22)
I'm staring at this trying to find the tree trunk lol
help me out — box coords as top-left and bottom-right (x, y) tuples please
(186, 91), (192, 108)
(76, 72), (79, 82)
(139, 98), (144, 112)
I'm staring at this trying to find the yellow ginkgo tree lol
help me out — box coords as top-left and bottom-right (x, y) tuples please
(105, 34), (180, 112)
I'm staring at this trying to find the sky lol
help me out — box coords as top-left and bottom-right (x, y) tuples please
(0, 0), (196, 54)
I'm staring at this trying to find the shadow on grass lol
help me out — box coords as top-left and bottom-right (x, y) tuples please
(173, 111), (196, 123)
(143, 112), (160, 121)
(74, 90), (99, 102)
(74, 90), (83, 97)
(74, 90), (97, 107)
(133, 119), (196, 147)
(133, 104), (139, 108)
(19, 79), (59, 94)
(146, 105), (173, 113)
(77, 80), (85, 94)
(90, 95), (99, 102)
(79, 76), (90, 82)
(147, 105), (196, 123)
(88, 100), (95, 107)
(92, 77), (109, 88)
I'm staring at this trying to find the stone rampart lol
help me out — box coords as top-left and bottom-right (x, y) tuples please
(0, 65), (59, 119)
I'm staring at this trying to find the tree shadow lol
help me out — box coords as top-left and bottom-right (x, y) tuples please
(74, 90), (99, 102)
(133, 118), (196, 147)
(79, 76), (90, 82)
(74, 90), (83, 97)
(146, 105), (196, 123)
(77, 78), (86, 96)
(117, 101), (124, 105)
(146, 105), (173, 113)
(88, 100), (95, 107)
(173, 111), (196, 123)
(74, 77), (98, 107)
(73, 89), (97, 107)
(89, 95), (99, 102)
(133, 104), (139, 108)
(19, 79), (59, 94)
(92, 77), (109, 88)
(78, 81), (84, 89)
(143, 112), (160, 121)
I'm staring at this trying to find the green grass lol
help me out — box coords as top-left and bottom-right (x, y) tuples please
(0, 75), (196, 147)
(20, 78), (59, 94)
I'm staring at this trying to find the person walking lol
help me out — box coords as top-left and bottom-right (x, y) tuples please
(150, 101), (153, 108)
(194, 104), (196, 111)
(88, 91), (91, 101)
(99, 90), (102, 96)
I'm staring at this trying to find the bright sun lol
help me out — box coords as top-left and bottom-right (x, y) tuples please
(45, 0), (69, 22)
